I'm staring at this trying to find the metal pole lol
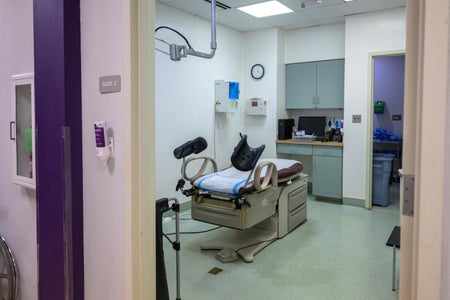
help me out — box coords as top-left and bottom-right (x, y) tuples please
(176, 207), (180, 299)
(169, 198), (181, 300)
(392, 246), (396, 291)
(210, 0), (217, 50)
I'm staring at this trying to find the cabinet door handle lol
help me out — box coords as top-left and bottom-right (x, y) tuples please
(10, 121), (15, 140)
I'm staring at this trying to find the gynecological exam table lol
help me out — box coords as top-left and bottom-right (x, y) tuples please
(174, 135), (308, 263)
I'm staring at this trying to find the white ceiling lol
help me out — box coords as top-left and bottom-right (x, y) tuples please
(156, 0), (406, 32)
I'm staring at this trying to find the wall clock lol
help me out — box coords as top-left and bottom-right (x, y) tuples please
(251, 64), (265, 79)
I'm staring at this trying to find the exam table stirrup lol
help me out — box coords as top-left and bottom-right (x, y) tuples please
(173, 137), (211, 196)
(230, 135), (265, 205)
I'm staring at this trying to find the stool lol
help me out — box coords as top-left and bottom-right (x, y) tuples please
(386, 226), (401, 291)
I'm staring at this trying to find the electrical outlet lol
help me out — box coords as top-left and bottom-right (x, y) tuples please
(352, 114), (362, 123)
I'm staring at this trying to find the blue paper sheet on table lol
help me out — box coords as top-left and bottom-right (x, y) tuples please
(373, 128), (400, 142)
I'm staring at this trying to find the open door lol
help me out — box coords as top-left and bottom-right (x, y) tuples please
(400, 0), (450, 299)
(368, 52), (405, 210)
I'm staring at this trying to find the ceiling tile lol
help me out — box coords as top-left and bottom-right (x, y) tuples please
(199, 7), (253, 24)
(225, 18), (275, 32)
(262, 11), (315, 27)
(281, 20), (320, 31)
(164, 0), (211, 16)
(156, 0), (406, 32)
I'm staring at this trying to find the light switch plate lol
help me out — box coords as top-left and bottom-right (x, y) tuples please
(392, 114), (402, 121)
(352, 114), (361, 123)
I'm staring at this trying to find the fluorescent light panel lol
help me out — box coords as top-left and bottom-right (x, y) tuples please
(237, 1), (293, 18)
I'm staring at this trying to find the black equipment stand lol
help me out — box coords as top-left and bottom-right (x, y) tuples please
(386, 226), (401, 291)
(156, 198), (181, 300)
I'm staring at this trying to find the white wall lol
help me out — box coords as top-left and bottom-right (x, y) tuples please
(81, 0), (132, 298)
(285, 22), (345, 63)
(0, 1), (37, 300)
(155, 3), (244, 201)
(243, 28), (283, 158)
(343, 8), (406, 203)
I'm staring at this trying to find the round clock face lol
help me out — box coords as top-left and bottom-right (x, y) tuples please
(251, 64), (264, 79)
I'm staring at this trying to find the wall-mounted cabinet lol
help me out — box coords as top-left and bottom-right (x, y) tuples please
(10, 73), (35, 189)
(286, 59), (344, 109)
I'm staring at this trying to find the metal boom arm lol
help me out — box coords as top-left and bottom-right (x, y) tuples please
(169, 0), (217, 61)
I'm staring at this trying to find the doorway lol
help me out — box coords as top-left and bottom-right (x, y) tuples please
(368, 52), (405, 210)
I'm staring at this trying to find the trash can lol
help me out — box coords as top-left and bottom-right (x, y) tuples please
(372, 153), (394, 206)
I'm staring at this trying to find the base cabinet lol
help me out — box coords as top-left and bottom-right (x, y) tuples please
(312, 155), (342, 199)
(277, 143), (343, 200)
(312, 146), (342, 199)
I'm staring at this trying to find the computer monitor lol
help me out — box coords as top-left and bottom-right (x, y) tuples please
(298, 116), (326, 139)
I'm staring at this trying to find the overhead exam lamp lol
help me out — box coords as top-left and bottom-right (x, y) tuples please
(156, 0), (217, 61)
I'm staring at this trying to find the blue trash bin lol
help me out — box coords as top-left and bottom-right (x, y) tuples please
(372, 154), (394, 206)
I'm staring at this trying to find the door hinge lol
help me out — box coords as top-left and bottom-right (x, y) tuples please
(403, 175), (414, 217)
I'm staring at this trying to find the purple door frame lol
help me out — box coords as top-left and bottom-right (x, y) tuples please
(33, 1), (84, 299)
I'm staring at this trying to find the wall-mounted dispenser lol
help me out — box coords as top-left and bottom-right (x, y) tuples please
(94, 121), (114, 161)
(374, 100), (385, 114)
(215, 80), (239, 113)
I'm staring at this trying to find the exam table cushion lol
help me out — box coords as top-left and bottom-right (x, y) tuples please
(193, 159), (302, 196)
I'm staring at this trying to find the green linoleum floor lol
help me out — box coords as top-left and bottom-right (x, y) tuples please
(162, 183), (400, 300)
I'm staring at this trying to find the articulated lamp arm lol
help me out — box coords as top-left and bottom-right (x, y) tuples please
(167, 0), (217, 61)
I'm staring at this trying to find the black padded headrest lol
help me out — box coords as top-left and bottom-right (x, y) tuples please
(173, 137), (208, 159)
(231, 135), (265, 172)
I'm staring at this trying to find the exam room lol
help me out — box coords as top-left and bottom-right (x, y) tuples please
(2, 0), (448, 299)
(155, 1), (406, 299)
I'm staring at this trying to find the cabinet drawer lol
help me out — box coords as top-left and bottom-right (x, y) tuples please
(288, 203), (307, 232)
(288, 184), (307, 212)
(313, 146), (342, 157)
(277, 144), (312, 155)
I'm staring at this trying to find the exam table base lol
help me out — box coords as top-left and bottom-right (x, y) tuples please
(200, 227), (278, 263)
(192, 187), (279, 230)
(195, 174), (308, 262)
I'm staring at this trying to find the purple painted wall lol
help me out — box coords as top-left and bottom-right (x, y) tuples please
(34, 0), (84, 299)
(373, 55), (405, 138)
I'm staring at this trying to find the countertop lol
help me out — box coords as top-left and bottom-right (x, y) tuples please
(276, 139), (343, 147)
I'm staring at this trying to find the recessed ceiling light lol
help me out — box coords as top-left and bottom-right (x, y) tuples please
(237, 1), (293, 18)
(343, 0), (356, 2)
